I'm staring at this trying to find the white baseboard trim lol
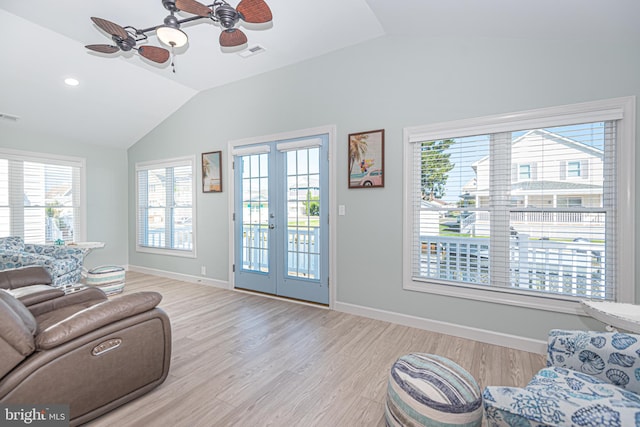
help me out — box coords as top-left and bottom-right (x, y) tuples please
(334, 301), (547, 355)
(126, 265), (545, 354)
(127, 265), (229, 290)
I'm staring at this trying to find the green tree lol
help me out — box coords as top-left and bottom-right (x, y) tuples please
(303, 191), (320, 216)
(421, 139), (455, 200)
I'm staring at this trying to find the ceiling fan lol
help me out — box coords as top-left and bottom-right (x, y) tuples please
(85, 0), (272, 66)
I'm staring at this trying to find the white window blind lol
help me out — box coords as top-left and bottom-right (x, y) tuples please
(404, 98), (635, 306)
(136, 157), (195, 256)
(231, 145), (271, 156)
(276, 138), (323, 152)
(0, 149), (84, 244)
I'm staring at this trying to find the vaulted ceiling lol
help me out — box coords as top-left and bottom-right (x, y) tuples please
(1, 1), (638, 148)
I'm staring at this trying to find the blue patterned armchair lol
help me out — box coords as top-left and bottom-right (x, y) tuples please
(0, 236), (83, 287)
(484, 329), (640, 426)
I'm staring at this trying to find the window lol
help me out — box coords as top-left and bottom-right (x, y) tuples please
(136, 156), (196, 257)
(567, 161), (582, 177)
(518, 164), (531, 180)
(0, 148), (85, 244)
(557, 197), (582, 208)
(403, 97), (635, 311)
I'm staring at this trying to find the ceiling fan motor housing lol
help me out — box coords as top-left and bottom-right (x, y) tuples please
(216, 4), (240, 28)
(114, 35), (136, 51)
(163, 14), (180, 29)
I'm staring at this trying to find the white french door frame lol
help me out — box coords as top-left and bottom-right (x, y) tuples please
(227, 125), (337, 308)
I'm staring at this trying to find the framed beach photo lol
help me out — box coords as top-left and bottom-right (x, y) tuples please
(202, 151), (222, 193)
(348, 129), (385, 188)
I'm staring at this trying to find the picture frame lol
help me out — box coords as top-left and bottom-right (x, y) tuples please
(202, 151), (222, 193)
(348, 129), (384, 188)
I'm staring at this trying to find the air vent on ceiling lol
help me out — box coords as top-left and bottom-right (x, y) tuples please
(238, 45), (266, 59)
(0, 113), (20, 122)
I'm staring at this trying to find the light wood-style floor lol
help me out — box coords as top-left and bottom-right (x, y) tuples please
(87, 271), (545, 427)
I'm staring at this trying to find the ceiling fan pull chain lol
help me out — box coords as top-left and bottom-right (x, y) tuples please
(170, 43), (177, 73)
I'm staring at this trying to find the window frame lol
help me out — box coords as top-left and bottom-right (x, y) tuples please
(0, 148), (86, 243)
(518, 163), (531, 181)
(135, 156), (197, 258)
(402, 97), (635, 313)
(567, 160), (582, 178)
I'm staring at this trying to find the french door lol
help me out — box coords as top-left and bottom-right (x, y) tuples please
(233, 133), (329, 304)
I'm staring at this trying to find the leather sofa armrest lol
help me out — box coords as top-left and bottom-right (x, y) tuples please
(28, 287), (107, 317)
(9, 285), (65, 306)
(0, 266), (52, 289)
(36, 292), (163, 350)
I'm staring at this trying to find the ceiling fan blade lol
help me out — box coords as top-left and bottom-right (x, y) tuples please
(236, 0), (272, 24)
(176, 0), (212, 17)
(138, 46), (170, 63)
(90, 17), (128, 40)
(85, 44), (120, 54)
(219, 29), (248, 47)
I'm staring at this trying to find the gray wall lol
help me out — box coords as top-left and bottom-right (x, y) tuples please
(0, 127), (128, 270)
(128, 34), (640, 341)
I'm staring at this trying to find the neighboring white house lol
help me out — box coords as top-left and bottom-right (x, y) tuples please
(462, 129), (604, 240)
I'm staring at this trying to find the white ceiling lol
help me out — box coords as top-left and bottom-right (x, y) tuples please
(1, 1), (638, 149)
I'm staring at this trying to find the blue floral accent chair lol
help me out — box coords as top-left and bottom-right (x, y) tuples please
(0, 236), (84, 287)
(483, 329), (640, 426)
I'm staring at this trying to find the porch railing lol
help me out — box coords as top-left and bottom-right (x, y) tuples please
(417, 235), (605, 299)
(145, 228), (192, 250)
(459, 211), (606, 239)
(241, 225), (320, 278)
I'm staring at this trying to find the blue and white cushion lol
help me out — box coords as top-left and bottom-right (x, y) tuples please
(484, 329), (640, 427)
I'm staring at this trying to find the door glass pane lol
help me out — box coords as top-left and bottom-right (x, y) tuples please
(286, 147), (320, 279)
(241, 153), (269, 272)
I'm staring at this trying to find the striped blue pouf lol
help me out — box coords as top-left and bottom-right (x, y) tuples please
(385, 353), (482, 427)
(85, 265), (125, 295)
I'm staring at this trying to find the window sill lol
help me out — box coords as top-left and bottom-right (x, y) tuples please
(136, 246), (196, 258)
(403, 278), (588, 315)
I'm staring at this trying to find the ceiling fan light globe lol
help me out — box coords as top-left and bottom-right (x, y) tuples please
(156, 26), (188, 47)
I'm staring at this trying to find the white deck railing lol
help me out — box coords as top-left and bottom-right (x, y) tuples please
(459, 211), (605, 240)
(242, 225), (320, 278)
(418, 235), (605, 299)
(145, 228), (192, 250)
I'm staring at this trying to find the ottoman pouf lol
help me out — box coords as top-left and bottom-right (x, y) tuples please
(85, 265), (125, 295)
(385, 353), (482, 427)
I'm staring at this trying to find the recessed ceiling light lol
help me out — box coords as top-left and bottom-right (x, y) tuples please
(64, 78), (80, 87)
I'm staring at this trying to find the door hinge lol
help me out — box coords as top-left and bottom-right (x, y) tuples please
(233, 212), (235, 221)
(232, 264), (235, 273)
(232, 160), (235, 170)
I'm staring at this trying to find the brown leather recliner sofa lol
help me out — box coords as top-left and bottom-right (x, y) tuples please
(0, 266), (172, 426)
